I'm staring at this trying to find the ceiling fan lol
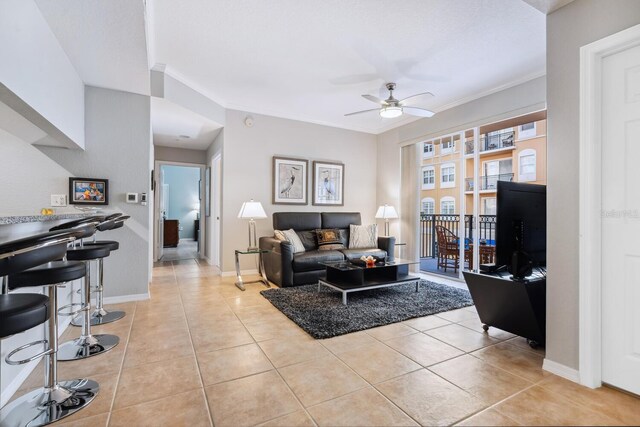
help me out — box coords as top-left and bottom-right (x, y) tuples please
(345, 83), (435, 119)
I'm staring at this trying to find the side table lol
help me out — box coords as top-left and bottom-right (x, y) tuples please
(234, 249), (270, 291)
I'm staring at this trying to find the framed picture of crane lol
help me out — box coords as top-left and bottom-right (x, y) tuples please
(272, 156), (308, 205)
(312, 161), (344, 206)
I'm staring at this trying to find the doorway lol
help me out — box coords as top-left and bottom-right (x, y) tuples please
(580, 24), (640, 395)
(154, 161), (205, 262)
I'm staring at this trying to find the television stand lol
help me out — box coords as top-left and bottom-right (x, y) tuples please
(463, 269), (546, 347)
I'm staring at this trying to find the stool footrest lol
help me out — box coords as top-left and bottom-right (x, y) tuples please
(5, 339), (52, 365)
(58, 302), (87, 317)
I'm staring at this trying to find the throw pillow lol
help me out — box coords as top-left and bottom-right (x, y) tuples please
(315, 228), (345, 251)
(281, 229), (306, 253)
(274, 230), (286, 241)
(349, 224), (378, 249)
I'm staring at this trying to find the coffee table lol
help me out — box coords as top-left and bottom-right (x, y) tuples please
(318, 258), (420, 305)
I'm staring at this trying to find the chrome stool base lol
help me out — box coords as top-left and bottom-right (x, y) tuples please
(58, 334), (119, 361)
(0, 379), (99, 427)
(71, 309), (126, 327)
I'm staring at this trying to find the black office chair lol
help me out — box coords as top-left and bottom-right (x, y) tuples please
(0, 228), (99, 426)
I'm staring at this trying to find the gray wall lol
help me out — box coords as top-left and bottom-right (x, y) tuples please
(154, 145), (208, 164)
(545, 0), (640, 370)
(40, 86), (152, 298)
(162, 164), (201, 239)
(221, 110), (377, 273)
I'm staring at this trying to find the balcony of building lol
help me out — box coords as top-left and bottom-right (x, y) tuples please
(419, 214), (497, 278)
(464, 173), (514, 193)
(464, 130), (515, 156)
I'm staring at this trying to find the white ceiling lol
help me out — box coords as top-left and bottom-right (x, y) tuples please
(151, 97), (222, 150)
(35, 0), (150, 96)
(150, 0), (546, 134)
(32, 0), (547, 136)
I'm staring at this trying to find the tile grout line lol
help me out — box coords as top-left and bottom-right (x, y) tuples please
(105, 282), (140, 425)
(225, 284), (320, 427)
(174, 261), (215, 427)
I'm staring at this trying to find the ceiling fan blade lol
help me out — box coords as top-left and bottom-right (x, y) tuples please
(362, 94), (388, 105)
(399, 92), (434, 105)
(344, 108), (380, 117)
(403, 106), (435, 118)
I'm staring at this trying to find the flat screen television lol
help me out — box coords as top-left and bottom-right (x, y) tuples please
(495, 181), (546, 275)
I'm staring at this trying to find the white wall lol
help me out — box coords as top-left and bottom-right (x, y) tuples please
(0, 129), (77, 216)
(220, 110), (377, 273)
(0, 132), (82, 406)
(546, 0), (640, 371)
(376, 76), (547, 241)
(39, 86), (152, 299)
(0, 0), (84, 149)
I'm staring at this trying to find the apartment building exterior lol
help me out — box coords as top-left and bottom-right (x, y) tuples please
(420, 119), (547, 216)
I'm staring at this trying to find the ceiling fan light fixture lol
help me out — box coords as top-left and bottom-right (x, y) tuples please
(380, 106), (402, 119)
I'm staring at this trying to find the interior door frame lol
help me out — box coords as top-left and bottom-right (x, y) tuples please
(153, 160), (206, 262)
(579, 23), (640, 389)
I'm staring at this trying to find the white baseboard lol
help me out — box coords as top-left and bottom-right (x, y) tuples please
(543, 358), (580, 383)
(103, 293), (150, 304)
(1, 316), (73, 407)
(200, 256), (212, 265)
(221, 269), (257, 277)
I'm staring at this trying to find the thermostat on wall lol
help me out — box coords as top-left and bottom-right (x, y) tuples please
(126, 193), (139, 203)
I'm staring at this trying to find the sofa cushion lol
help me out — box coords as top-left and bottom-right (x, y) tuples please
(349, 224), (378, 248)
(340, 248), (387, 261)
(281, 229), (306, 253)
(315, 229), (345, 251)
(292, 250), (344, 272)
(296, 230), (318, 251)
(274, 212), (321, 231)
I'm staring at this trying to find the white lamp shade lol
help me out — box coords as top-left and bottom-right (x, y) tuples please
(375, 205), (398, 219)
(237, 200), (267, 219)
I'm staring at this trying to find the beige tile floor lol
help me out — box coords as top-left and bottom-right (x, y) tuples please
(15, 259), (640, 426)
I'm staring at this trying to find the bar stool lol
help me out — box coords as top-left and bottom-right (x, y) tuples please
(0, 229), (99, 426)
(50, 218), (120, 361)
(73, 215), (129, 326)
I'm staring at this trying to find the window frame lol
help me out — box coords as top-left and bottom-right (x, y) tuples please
(518, 122), (537, 139)
(421, 197), (435, 215)
(518, 148), (537, 182)
(440, 162), (456, 188)
(421, 166), (435, 190)
(423, 142), (434, 158)
(440, 196), (455, 215)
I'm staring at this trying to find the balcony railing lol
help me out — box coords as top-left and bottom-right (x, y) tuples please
(465, 131), (515, 155)
(465, 173), (514, 191)
(419, 214), (497, 259)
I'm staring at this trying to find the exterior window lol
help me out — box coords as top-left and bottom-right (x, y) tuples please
(519, 149), (537, 182)
(440, 197), (455, 215)
(483, 198), (497, 215)
(441, 138), (454, 154)
(519, 122), (536, 139)
(421, 198), (435, 215)
(440, 163), (455, 188)
(483, 159), (513, 189)
(423, 143), (434, 158)
(422, 166), (435, 190)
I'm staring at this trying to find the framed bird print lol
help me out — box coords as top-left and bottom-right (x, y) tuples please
(272, 156), (308, 205)
(312, 161), (344, 206)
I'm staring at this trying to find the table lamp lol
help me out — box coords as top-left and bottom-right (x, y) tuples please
(237, 199), (267, 251)
(375, 204), (398, 236)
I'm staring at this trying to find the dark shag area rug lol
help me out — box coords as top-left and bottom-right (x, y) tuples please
(260, 280), (473, 339)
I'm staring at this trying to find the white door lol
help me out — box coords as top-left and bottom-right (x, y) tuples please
(601, 43), (640, 395)
(212, 154), (222, 267)
(156, 169), (166, 260)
